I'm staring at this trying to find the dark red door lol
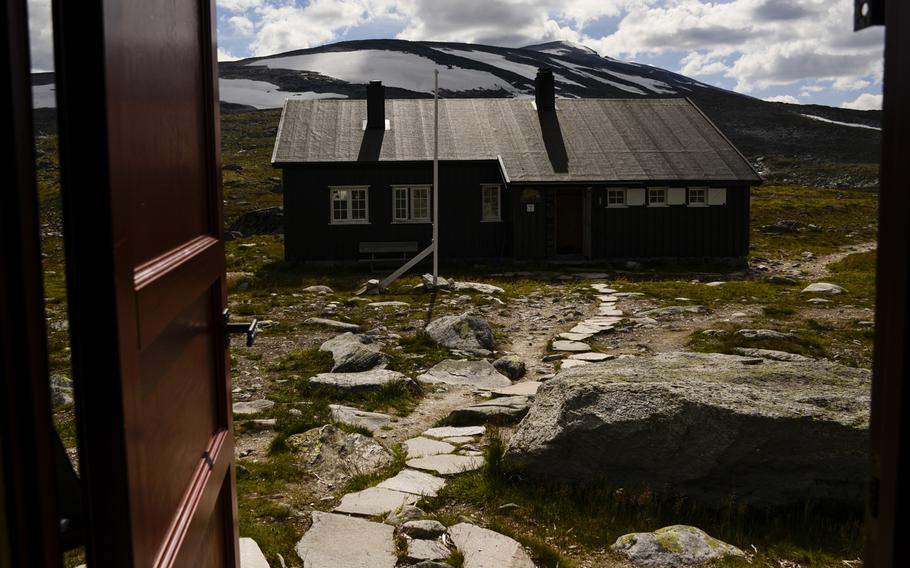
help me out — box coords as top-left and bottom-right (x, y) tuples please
(556, 189), (583, 255)
(52, 0), (238, 566)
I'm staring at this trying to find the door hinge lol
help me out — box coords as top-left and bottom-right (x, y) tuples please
(855, 0), (885, 30)
(222, 309), (258, 348)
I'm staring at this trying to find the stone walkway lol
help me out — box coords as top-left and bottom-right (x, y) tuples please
(550, 282), (629, 368)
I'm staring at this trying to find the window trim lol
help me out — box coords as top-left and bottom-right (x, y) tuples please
(647, 186), (669, 207)
(329, 185), (370, 225)
(606, 188), (627, 209)
(481, 184), (502, 222)
(391, 184), (432, 224)
(688, 187), (708, 207)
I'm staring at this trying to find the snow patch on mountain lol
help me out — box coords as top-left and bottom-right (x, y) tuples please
(220, 78), (346, 109)
(246, 49), (520, 94)
(800, 113), (882, 131)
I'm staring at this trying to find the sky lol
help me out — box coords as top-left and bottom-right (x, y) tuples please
(27, 0), (884, 110)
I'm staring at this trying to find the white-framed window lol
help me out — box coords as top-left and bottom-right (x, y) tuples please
(607, 188), (626, 208)
(392, 185), (431, 223)
(329, 186), (369, 224)
(688, 187), (708, 207)
(481, 184), (501, 222)
(647, 187), (668, 207)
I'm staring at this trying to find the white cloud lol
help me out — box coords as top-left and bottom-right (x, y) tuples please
(217, 0), (264, 12)
(841, 93), (882, 110)
(27, 0), (54, 72)
(218, 47), (240, 61)
(832, 77), (871, 91)
(229, 15), (256, 36)
(764, 94), (800, 104)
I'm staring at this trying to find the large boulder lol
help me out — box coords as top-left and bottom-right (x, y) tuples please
(493, 355), (526, 380)
(320, 332), (389, 372)
(504, 352), (870, 508)
(425, 313), (494, 355)
(227, 206), (283, 238)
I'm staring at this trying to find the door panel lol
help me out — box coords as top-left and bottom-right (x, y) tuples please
(52, 0), (238, 565)
(556, 190), (583, 255)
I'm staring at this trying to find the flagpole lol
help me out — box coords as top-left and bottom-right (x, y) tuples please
(433, 68), (439, 288)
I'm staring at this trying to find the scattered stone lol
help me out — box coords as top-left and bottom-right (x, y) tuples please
(551, 340), (591, 352)
(568, 352), (614, 362)
(542, 353), (564, 362)
(228, 206), (283, 238)
(808, 298), (833, 305)
(379, 469), (447, 498)
(287, 424), (393, 484)
(700, 329), (728, 337)
(505, 352), (871, 507)
(407, 454), (485, 475)
(569, 324), (609, 335)
(368, 301), (410, 308)
(730, 311), (749, 318)
(238, 419), (278, 432)
(423, 426), (485, 439)
(612, 292), (645, 297)
(492, 355), (526, 380)
(50, 374), (74, 406)
(334, 487), (419, 517)
(239, 537), (270, 568)
(425, 313), (494, 354)
(330, 404), (393, 432)
(802, 282), (845, 295)
(384, 505), (426, 526)
(636, 306), (706, 318)
(422, 273), (453, 290)
(558, 332), (593, 341)
(613, 525), (744, 567)
(454, 282), (505, 294)
(309, 369), (413, 391)
(232, 399), (274, 415)
(296, 511), (396, 568)
(767, 275), (798, 285)
(559, 359), (590, 369)
(405, 437), (456, 459)
(735, 329), (797, 341)
(402, 520), (448, 539)
(418, 360), (511, 389)
(490, 382), (542, 397)
(498, 503), (522, 513)
(705, 281), (726, 287)
(320, 332), (389, 372)
(407, 539), (451, 563)
(304, 317), (360, 332)
(732, 348), (814, 362)
(575, 272), (609, 279)
(412, 562), (455, 568)
(448, 523), (535, 568)
(445, 396), (531, 426)
(302, 285), (334, 294)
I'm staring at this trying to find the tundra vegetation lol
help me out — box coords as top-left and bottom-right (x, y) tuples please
(36, 109), (877, 567)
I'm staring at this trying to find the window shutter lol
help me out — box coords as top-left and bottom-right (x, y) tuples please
(627, 188), (646, 206)
(667, 187), (685, 205)
(707, 187), (727, 205)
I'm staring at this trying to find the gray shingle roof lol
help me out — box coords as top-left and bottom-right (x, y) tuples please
(272, 98), (760, 184)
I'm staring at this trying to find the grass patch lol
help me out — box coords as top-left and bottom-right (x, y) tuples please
(298, 378), (424, 416)
(828, 250), (877, 302)
(688, 325), (825, 359)
(762, 305), (797, 318)
(424, 431), (862, 567)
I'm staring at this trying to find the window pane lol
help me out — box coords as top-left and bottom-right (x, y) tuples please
(412, 187), (429, 220)
(351, 189), (367, 220)
(332, 189), (348, 220)
(394, 188), (408, 220)
(482, 186), (499, 219)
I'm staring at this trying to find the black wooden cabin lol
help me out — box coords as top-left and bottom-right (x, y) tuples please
(272, 69), (760, 262)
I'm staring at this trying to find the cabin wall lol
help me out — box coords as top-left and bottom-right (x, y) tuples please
(282, 162), (510, 261)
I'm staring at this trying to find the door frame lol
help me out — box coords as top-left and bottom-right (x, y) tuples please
(554, 188), (586, 257)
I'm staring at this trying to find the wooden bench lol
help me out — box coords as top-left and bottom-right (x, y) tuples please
(359, 241), (419, 272)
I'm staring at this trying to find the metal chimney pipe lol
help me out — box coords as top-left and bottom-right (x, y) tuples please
(535, 68), (555, 111)
(366, 80), (385, 129)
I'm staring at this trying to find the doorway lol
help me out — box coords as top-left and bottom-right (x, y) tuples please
(555, 189), (584, 256)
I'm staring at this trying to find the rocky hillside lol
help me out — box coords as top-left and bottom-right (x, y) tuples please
(33, 38), (881, 164)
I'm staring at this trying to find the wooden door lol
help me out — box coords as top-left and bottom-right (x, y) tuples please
(556, 189), (583, 255)
(52, 0), (238, 566)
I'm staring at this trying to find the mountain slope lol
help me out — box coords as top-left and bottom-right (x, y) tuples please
(33, 39), (882, 163)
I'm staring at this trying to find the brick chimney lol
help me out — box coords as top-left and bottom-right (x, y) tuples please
(366, 80), (385, 130)
(535, 68), (555, 111)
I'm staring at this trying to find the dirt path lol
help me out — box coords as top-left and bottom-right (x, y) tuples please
(797, 241), (876, 279)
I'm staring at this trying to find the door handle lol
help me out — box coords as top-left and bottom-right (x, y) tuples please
(222, 309), (258, 347)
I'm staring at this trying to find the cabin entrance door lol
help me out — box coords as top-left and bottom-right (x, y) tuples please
(556, 189), (584, 256)
(52, 0), (239, 565)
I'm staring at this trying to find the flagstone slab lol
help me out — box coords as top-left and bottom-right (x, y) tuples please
(310, 370), (413, 391)
(377, 469), (447, 497)
(443, 436), (478, 445)
(568, 352), (614, 362)
(303, 317), (361, 332)
(551, 340), (591, 352)
(407, 454), (485, 475)
(490, 381), (542, 397)
(405, 437), (456, 459)
(240, 538), (270, 568)
(233, 399), (275, 415)
(558, 332), (593, 341)
(407, 539), (451, 563)
(423, 426), (486, 439)
(296, 511), (396, 568)
(330, 404), (392, 432)
(417, 360), (511, 389)
(598, 308), (625, 317)
(560, 359), (591, 369)
(333, 487), (419, 517)
(448, 523), (535, 568)
(569, 324), (605, 335)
